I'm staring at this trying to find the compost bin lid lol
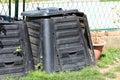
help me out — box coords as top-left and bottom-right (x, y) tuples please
(21, 7), (79, 17)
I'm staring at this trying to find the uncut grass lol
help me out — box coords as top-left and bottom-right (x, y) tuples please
(97, 48), (120, 68)
(4, 67), (105, 80)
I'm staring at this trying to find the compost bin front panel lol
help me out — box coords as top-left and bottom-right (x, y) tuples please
(0, 22), (34, 78)
(51, 15), (92, 71)
(26, 18), (43, 66)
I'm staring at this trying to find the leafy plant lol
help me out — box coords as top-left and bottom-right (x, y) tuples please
(14, 46), (23, 56)
(35, 63), (43, 70)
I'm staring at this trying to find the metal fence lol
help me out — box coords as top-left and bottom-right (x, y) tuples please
(0, 0), (120, 30)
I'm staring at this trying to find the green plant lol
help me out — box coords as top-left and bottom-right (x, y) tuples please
(35, 63), (43, 70)
(14, 46), (23, 56)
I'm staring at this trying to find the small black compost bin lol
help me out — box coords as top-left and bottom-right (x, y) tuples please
(0, 21), (34, 78)
(22, 8), (95, 73)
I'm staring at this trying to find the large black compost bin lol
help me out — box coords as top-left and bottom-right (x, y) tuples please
(22, 8), (95, 73)
(0, 21), (34, 78)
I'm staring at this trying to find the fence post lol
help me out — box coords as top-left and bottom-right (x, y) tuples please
(23, 0), (25, 19)
(9, 0), (11, 17)
(15, 0), (19, 20)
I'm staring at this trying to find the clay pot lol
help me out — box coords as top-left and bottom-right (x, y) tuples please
(93, 40), (106, 60)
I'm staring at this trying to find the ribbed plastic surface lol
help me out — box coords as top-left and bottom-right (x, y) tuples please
(23, 8), (95, 73)
(51, 16), (91, 71)
(0, 22), (34, 79)
(76, 13), (95, 65)
(26, 19), (42, 65)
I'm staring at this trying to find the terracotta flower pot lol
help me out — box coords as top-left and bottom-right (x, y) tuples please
(93, 40), (106, 60)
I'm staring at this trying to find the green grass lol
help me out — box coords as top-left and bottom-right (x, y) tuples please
(4, 67), (105, 80)
(100, 0), (120, 2)
(97, 48), (120, 68)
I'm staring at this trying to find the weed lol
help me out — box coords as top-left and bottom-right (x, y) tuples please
(14, 46), (23, 57)
(35, 63), (43, 70)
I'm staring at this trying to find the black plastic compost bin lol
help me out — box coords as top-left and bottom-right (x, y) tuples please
(0, 21), (34, 78)
(22, 8), (95, 73)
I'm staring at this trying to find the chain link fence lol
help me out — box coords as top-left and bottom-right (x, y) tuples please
(0, 0), (120, 30)
(0, 0), (10, 16)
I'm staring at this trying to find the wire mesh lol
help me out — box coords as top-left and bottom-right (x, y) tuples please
(0, 0), (9, 16)
(0, 0), (120, 30)
(23, 0), (120, 30)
